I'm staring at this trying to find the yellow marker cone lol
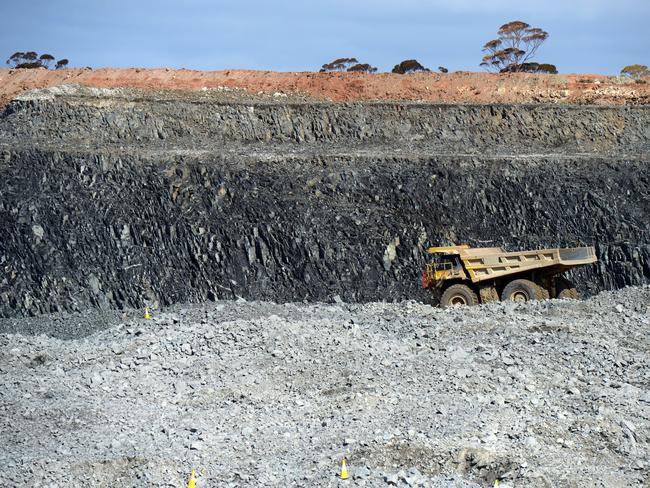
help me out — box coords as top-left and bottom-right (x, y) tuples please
(339, 458), (349, 480)
(144, 306), (151, 320)
(187, 468), (196, 488)
(494, 480), (499, 487)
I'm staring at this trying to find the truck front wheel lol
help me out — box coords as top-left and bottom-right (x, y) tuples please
(440, 284), (479, 307)
(502, 279), (548, 302)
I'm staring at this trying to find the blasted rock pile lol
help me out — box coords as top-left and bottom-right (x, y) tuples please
(0, 286), (648, 486)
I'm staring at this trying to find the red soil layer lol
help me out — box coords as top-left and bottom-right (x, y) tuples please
(1, 68), (649, 106)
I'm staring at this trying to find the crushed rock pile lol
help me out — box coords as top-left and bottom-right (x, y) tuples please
(1, 286), (649, 487)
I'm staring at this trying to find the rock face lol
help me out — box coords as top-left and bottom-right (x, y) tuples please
(1, 86), (649, 316)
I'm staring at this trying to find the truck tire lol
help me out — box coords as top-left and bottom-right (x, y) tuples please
(536, 284), (550, 300)
(502, 279), (547, 302)
(440, 284), (479, 307)
(556, 276), (578, 299)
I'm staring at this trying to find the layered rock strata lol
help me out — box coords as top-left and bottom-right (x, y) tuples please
(1, 87), (648, 315)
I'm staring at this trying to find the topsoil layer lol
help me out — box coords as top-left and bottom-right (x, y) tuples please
(1, 68), (650, 107)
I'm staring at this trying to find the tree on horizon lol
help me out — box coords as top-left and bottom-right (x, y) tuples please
(481, 21), (552, 73)
(320, 58), (359, 72)
(320, 58), (377, 73)
(6, 51), (70, 69)
(347, 63), (378, 73)
(621, 64), (650, 78)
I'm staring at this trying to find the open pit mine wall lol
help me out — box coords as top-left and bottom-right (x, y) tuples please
(0, 92), (649, 316)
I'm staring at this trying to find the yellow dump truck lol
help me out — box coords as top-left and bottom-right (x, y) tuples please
(422, 245), (597, 306)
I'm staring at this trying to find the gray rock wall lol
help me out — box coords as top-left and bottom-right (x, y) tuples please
(3, 89), (650, 153)
(1, 88), (649, 316)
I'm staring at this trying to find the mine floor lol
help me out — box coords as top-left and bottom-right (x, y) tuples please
(1, 287), (648, 487)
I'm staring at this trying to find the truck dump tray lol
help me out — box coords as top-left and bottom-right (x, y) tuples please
(425, 245), (597, 285)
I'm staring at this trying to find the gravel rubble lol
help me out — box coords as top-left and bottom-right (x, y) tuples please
(1, 286), (649, 487)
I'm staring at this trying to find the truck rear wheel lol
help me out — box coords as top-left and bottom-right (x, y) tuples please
(556, 276), (578, 299)
(440, 284), (479, 307)
(502, 279), (548, 302)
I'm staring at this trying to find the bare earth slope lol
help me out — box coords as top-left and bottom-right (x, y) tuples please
(1, 68), (650, 107)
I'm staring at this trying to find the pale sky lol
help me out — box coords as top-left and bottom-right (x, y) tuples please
(1, 0), (648, 74)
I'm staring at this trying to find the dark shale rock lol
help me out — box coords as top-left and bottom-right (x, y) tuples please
(0, 87), (648, 316)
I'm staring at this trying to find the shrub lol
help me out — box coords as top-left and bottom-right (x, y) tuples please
(392, 59), (429, 74)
